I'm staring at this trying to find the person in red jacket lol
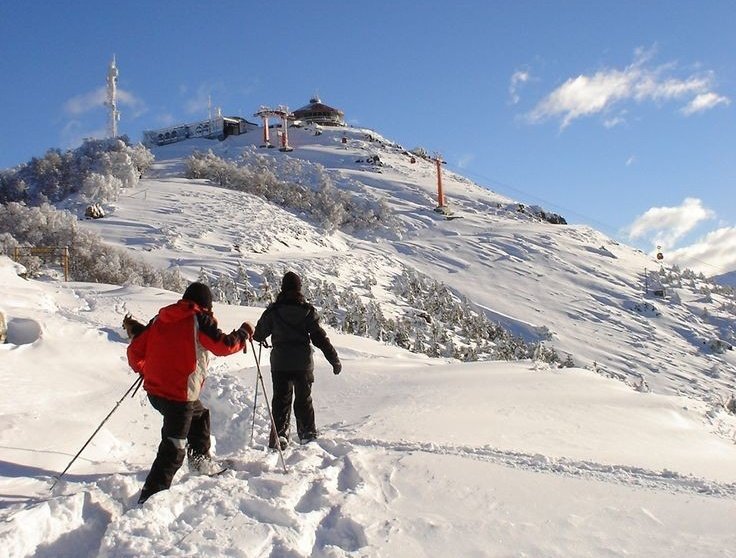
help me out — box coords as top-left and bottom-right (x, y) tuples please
(127, 282), (253, 504)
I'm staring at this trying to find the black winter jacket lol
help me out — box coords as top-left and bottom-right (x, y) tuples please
(253, 290), (339, 380)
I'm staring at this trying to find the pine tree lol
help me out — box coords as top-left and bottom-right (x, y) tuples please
(236, 264), (256, 306)
(412, 333), (424, 354)
(259, 281), (273, 304)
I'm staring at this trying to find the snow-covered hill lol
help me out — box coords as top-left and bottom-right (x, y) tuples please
(2, 125), (736, 557)
(82, 126), (736, 401)
(714, 269), (736, 288)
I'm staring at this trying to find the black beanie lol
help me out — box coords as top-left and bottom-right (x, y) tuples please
(281, 271), (302, 292)
(182, 282), (213, 310)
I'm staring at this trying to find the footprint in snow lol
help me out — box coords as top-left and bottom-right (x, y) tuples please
(313, 506), (369, 553)
(295, 482), (332, 513)
(336, 455), (364, 493)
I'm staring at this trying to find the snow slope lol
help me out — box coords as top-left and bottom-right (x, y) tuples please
(2, 126), (736, 557)
(84, 126), (736, 402)
(2, 257), (736, 557)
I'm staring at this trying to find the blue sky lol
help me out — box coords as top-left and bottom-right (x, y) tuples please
(1, 1), (734, 274)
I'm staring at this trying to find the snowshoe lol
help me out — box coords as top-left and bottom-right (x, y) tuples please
(188, 453), (228, 476)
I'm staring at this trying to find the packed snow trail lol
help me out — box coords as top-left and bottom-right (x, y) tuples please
(330, 436), (736, 498)
(5, 353), (736, 557)
(14, 430), (735, 558)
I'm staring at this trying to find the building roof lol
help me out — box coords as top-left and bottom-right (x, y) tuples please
(293, 97), (345, 119)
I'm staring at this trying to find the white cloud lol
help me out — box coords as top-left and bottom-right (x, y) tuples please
(530, 69), (633, 128)
(509, 70), (531, 104)
(604, 114), (627, 128)
(183, 82), (226, 116)
(156, 113), (178, 126)
(456, 153), (474, 169)
(681, 91), (731, 115)
(59, 120), (106, 150)
(528, 49), (729, 128)
(184, 90), (211, 115)
(64, 86), (146, 118)
(668, 226), (736, 276)
(625, 155), (636, 166)
(625, 197), (715, 250)
(117, 90), (147, 118)
(64, 87), (107, 115)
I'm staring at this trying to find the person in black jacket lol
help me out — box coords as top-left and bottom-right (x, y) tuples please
(253, 271), (341, 449)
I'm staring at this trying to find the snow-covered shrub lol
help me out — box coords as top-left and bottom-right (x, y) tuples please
(527, 205), (567, 225)
(627, 300), (661, 317)
(202, 263), (567, 365)
(409, 146), (430, 160)
(0, 202), (185, 289)
(185, 150), (394, 234)
(700, 287), (713, 303)
(701, 338), (733, 354)
(0, 138), (153, 206)
(0, 232), (19, 257)
(81, 173), (123, 204)
(726, 395), (736, 415)
(720, 301), (736, 316)
(128, 142), (155, 176)
(633, 377), (650, 393)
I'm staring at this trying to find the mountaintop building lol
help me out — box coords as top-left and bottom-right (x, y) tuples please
(142, 114), (258, 147)
(292, 97), (345, 127)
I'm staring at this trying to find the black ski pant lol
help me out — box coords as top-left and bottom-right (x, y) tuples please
(141, 395), (211, 498)
(270, 370), (316, 445)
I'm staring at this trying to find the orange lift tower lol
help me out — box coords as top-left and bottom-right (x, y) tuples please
(254, 106), (275, 148)
(254, 105), (294, 151)
(433, 153), (447, 211)
(273, 105), (294, 152)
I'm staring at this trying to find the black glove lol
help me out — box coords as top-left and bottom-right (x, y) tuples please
(332, 361), (342, 375)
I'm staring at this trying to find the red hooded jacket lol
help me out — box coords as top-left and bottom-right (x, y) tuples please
(127, 300), (247, 402)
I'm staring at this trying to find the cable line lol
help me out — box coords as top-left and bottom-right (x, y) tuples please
(449, 163), (726, 274)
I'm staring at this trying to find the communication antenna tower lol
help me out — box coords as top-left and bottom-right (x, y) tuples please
(105, 55), (120, 138)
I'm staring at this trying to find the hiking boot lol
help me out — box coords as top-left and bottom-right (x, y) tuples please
(188, 452), (224, 475)
(268, 436), (288, 451)
(137, 485), (159, 505)
(299, 431), (318, 445)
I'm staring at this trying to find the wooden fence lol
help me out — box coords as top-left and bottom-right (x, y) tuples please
(12, 246), (70, 281)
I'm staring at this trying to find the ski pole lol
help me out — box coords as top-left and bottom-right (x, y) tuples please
(249, 339), (288, 474)
(50, 375), (144, 490)
(248, 342), (261, 446)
